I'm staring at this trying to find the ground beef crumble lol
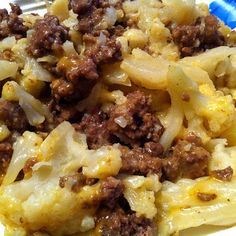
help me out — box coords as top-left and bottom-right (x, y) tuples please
(96, 207), (154, 236)
(0, 141), (13, 182)
(0, 4), (28, 39)
(48, 0), (123, 104)
(75, 108), (110, 149)
(172, 15), (225, 57)
(0, 100), (28, 132)
(210, 166), (233, 182)
(100, 176), (124, 209)
(120, 145), (162, 176)
(77, 90), (164, 149)
(59, 173), (97, 193)
(107, 91), (164, 146)
(27, 15), (69, 57)
(162, 134), (210, 181)
(23, 158), (38, 175)
(70, 0), (123, 35)
(51, 35), (121, 103)
(197, 192), (217, 202)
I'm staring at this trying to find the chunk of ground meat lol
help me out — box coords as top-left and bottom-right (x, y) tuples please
(77, 90), (164, 149)
(59, 173), (97, 192)
(23, 158), (37, 175)
(85, 37), (122, 64)
(96, 207), (154, 236)
(162, 134), (210, 181)
(107, 90), (164, 147)
(9, 3), (22, 15)
(0, 141), (13, 182)
(76, 108), (111, 149)
(0, 49), (15, 61)
(51, 77), (95, 102)
(210, 166), (233, 182)
(197, 192), (217, 202)
(172, 15), (225, 57)
(70, 0), (107, 34)
(0, 4), (28, 39)
(28, 15), (69, 57)
(51, 35), (121, 103)
(100, 177), (124, 209)
(120, 145), (162, 176)
(57, 56), (99, 82)
(70, 0), (124, 34)
(50, 102), (80, 124)
(144, 142), (164, 157)
(50, 0), (122, 104)
(0, 100), (28, 131)
(69, 0), (94, 15)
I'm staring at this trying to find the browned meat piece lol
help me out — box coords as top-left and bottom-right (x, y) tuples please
(9, 3), (22, 15)
(70, 0), (123, 35)
(23, 158), (37, 175)
(51, 79), (75, 101)
(120, 146), (162, 176)
(0, 4), (28, 39)
(50, 102), (80, 124)
(59, 173), (97, 192)
(49, 0), (122, 104)
(144, 142), (164, 157)
(85, 37), (122, 65)
(0, 50), (15, 61)
(0, 142), (13, 182)
(52, 37), (120, 102)
(172, 15), (225, 57)
(28, 15), (69, 57)
(107, 90), (164, 146)
(96, 207), (154, 236)
(77, 8), (103, 34)
(77, 90), (164, 149)
(70, 0), (94, 15)
(76, 109), (110, 149)
(162, 134), (210, 181)
(210, 166), (233, 182)
(100, 177), (124, 209)
(57, 56), (98, 81)
(203, 15), (225, 46)
(51, 77), (95, 102)
(0, 9), (8, 21)
(197, 192), (217, 202)
(0, 100), (28, 131)
(70, 0), (106, 34)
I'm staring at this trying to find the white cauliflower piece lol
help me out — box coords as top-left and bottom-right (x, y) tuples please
(0, 122), (122, 235)
(168, 66), (235, 137)
(207, 139), (236, 173)
(157, 176), (236, 235)
(123, 175), (161, 219)
(0, 60), (18, 81)
(3, 132), (43, 185)
(6, 81), (52, 126)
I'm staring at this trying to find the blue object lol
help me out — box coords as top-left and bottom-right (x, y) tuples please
(210, 0), (236, 29)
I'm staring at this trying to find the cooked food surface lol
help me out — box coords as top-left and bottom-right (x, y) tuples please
(172, 15), (225, 57)
(0, 0), (236, 235)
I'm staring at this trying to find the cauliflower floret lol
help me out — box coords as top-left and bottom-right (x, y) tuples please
(198, 84), (235, 134)
(0, 122), (122, 235)
(3, 81), (52, 126)
(123, 175), (161, 219)
(168, 66), (235, 137)
(207, 139), (236, 173)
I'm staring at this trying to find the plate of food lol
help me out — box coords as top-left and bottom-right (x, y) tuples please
(0, 0), (236, 235)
